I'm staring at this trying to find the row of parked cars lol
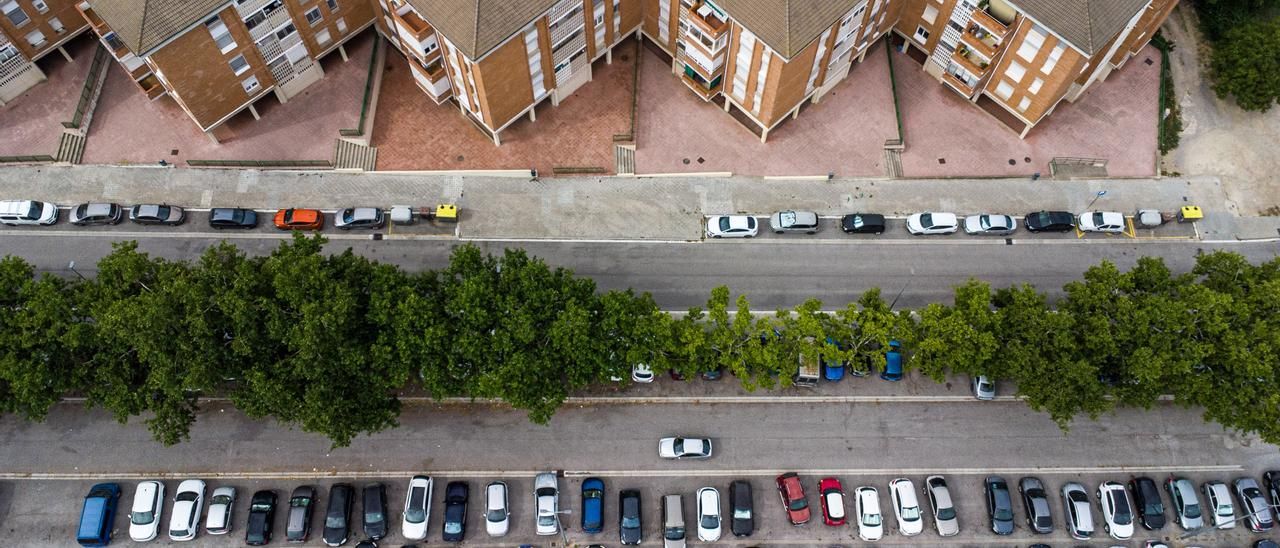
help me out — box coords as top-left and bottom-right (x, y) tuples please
(0, 199), (386, 230)
(705, 210), (1124, 238)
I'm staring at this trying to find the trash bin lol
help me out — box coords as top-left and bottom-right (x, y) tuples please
(390, 205), (414, 225)
(1136, 209), (1163, 228)
(1177, 205), (1203, 223)
(435, 203), (458, 223)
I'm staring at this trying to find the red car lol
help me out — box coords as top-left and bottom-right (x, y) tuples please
(776, 472), (811, 525)
(819, 477), (847, 526)
(273, 208), (324, 231)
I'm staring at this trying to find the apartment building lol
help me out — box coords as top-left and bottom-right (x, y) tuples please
(0, 0), (90, 104)
(643, 0), (902, 142)
(372, 0), (643, 145)
(77, 0), (375, 140)
(895, 0), (1177, 137)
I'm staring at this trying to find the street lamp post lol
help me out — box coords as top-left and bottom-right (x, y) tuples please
(1177, 503), (1280, 540)
(67, 261), (87, 281)
(1084, 189), (1108, 212)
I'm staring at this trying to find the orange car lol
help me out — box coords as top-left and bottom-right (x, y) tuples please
(273, 208), (324, 231)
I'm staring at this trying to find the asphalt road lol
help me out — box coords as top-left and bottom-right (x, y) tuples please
(1, 230), (1276, 309)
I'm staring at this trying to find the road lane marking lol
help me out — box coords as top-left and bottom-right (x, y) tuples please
(53, 394), (1177, 405)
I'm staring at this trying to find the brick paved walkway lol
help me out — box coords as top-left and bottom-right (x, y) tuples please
(0, 34), (97, 157)
(80, 31), (372, 166)
(373, 38), (635, 174)
(897, 45), (1160, 178)
(634, 42), (898, 177)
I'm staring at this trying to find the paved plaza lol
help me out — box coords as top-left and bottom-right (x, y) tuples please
(0, 34), (96, 158)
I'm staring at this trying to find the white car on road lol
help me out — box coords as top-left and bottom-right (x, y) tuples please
(906, 212), (959, 235)
(631, 363), (655, 383)
(889, 478), (924, 536)
(855, 486), (883, 541)
(485, 481), (510, 537)
(696, 487), (721, 541)
(168, 479), (206, 541)
(129, 480), (165, 542)
(1078, 211), (1126, 233)
(706, 215), (758, 238)
(659, 437), (713, 459)
(535, 472), (560, 535)
(964, 214), (1017, 235)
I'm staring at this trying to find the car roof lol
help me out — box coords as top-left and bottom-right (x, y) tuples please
(132, 482), (159, 510)
(135, 204), (161, 217)
(84, 203), (114, 216)
(699, 488), (718, 506)
(858, 487), (878, 504)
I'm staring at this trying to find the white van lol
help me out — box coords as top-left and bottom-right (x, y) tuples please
(0, 200), (58, 225)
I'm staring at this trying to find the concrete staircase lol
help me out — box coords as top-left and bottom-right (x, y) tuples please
(333, 138), (377, 170)
(55, 132), (86, 164)
(882, 141), (904, 178)
(614, 143), (635, 175)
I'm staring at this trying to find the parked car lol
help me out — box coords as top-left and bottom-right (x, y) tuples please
(1203, 481), (1236, 529)
(273, 208), (324, 231)
(1266, 471), (1280, 513)
(69, 202), (124, 226)
(819, 477), (846, 527)
(442, 481), (468, 542)
(776, 472), (811, 525)
(77, 483), (121, 547)
(841, 213), (886, 234)
(1024, 210), (1076, 232)
(1078, 211), (1126, 233)
(700, 367), (723, 380)
(322, 483), (354, 546)
(662, 494), (686, 548)
(964, 214), (1017, 235)
(209, 207), (258, 229)
(484, 480), (509, 537)
(205, 486), (236, 535)
(984, 476), (1015, 535)
(582, 477), (605, 534)
(855, 486), (883, 541)
(535, 472), (560, 536)
(363, 483), (388, 540)
(335, 207), (385, 230)
(401, 476), (432, 540)
(1098, 481), (1135, 540)
(619, 489), (643, 545)
(770, 210), (820, 234)
(1128, 476), (1166, 530)
(889, 478), (923, 535)
(0, 199), (58, 226)
(285, 485), (316, 542)
(1165, 477), (1204, 531)
(1062, 481), (1096, 539)
(696, 487), (722, 541)
(972, 375), (996, 400)
(925, 475), (959, 536)
(631, 362), (655, 383)
(1256, 540), (1280, 548)
(1018, 477), (1053, 534)
(906, 212), (959, 235)
(129, 204), (186, 226)
(659, 437), (712, 459)
(168, 479), (206, 541)
(128, 480), (165, 542)
(706, 215), (758, 238)
(244, 490), (277, 546)
(1236, 477), (1275, 532)
(880, 340), (903, 381)
(729, 480), (753, 537)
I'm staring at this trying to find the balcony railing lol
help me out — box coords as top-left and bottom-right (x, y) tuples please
(970, 8), (1010, 39)
(687, 1), (729, 38)
(951, 45), (989, 75)
(393, 8), (432, 40)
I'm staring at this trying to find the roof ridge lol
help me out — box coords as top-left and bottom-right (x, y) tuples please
(784, 0), (792, 54)
(1083, 0), (1095, 53)
(471, 0), (482, 60)
(136, 0), (153, 52)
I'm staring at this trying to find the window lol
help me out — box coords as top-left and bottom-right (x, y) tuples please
(1018, 96), (1031, 112)
(1028, 77), (1043, 94)
(102, 32), (124, 50)
(205, 17), (237, 53)
(315, 28), (331, 45)
(2, 0), (29, 27)
(326, 0), (338, 11)
(31, 0), (47, 13)
(304, 7), (322, 26)
(49, 16), (63, 33)
(0, 43), (17, 63)
(1016, 41), (1039, 62)
(995, 80), (1014, 100)
(241, 75), (260, 93)
(922, 5), (938, 24)
(1041, 44), (1065, 72)
(913, 25), (929, 43)
(336, 17), (347, 33)
(25, 29), (45, 47)
(228, 54), (249, 75)
(1004, 61), (1026, 82)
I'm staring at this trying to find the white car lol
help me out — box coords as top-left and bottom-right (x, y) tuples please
(1078, 211), (1126, 233)
(924, 475), (959, 536)
(1097, 481), (1135, 540)
(658, 437), (712, 459)
(696, 487), (721, 541)
(401, 475), (432, 540)
(889, 478), (923, 536)
(168, 479), (206, 541)
(632, 363), (655, 383)
(855, 486), (883, 541)
(485, 481), (510, 537)
(906, 212), (959, 235)
(706, 215), (759, 238)
(964, 214), (1017, 235)
(972, 375), (996, 400)
(535, 472), (560, 536)
(1202, 481), (1235, 529)
(334, 207), (385, 229)
(205, 486), (236, 535)
(129, 480), (165, 542)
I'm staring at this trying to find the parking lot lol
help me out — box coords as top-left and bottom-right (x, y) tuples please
(9, 467), (1273, 547)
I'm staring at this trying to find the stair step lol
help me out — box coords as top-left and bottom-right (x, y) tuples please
(55, 132), (86, 164)
(333, 139), (377, 171)
(614, 144), (635, 175)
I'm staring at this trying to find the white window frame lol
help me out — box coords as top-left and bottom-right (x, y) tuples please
(241, 75), (260, 93)
(228, 54), (250, 76)
(913, 25), (929, 43)
(304, 7), (322, 26)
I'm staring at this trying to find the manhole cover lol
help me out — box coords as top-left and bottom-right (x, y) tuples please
(1024, 156), (1031, 163)
(682, 158), (690, 165)
(937, 158), (946, 165)
(696, 157), (705, 164)
(455, 155), (465, 162)
(1008, 159), (1016, 166)
(1144, 58), (1154, 65)
(170, 149), (179, 156)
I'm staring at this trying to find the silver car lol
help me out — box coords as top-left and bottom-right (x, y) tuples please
(964, 214), (1017, 235)
(69, 202), (124, 226)
(924, 476), (959, 536)
(485, 481), (510, 537)
(129, 204), (186, 225)
(972, 375), (996, 400)
(769, 210), (820, 234)
(1233, 477), (1274, 532)
(534, 472), (559, 535)
(1061, 482), (1094, 540)
(1165, 477), (1204, 530)
(205, 486), (236, 535)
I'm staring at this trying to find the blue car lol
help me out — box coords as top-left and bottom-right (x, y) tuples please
(880, 340), (903, 381)
(822, 337), (846, 381)
(77, 483), (121, 546)
(581, 477), (605, 534)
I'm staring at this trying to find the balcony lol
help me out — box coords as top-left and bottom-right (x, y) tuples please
(686, 1), (729, 38)
(680, 63), (722, 101)
(970, 7), (1010, 39)
(678, 49), (723, 81)
(960, 26), (998, 58)
(942, 70), (976, 95)
(392, 7), (433, 41)
(951, 44), (989, 76)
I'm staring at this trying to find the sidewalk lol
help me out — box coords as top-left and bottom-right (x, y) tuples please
(0, 165), (1270, 241)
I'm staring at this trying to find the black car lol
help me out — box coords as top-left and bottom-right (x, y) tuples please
(1265, 471), (1280, 511)
(1024, 210), (1075, 232)
(619, 489), (642, 545)
(362, 483), (388, 540)
(442, 481), (469, 542)
(354, 541), (378, 548)
(245, 490), (277, 546)
(729, 480), (754, 536)
(1257, 540), (1280, 548)
(841, 213), (886, 235)
(1129, 476), (1166, 530)
(322, 484), (354, 547)
(209, 207), (258, 229)
(128, 204), (186, 226)
(985, 476), (1015, 535)
(1018, 477), (1053, 534)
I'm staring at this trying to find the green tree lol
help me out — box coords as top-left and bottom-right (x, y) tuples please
(0, 257), (91, 420)
(912, 280), (999, 382)
(1210, 18), (1280, 111)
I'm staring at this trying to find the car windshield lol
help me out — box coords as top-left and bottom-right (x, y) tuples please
(1091, 212), (1106, 225)
(325, 515), (345, 528)
(994, 507), (1013, 521)
(176, 492), (197, 502)
(733, 507), (751, 519)
(252, 502), (272, 512)
(365, 510), (383, 523)
(26, 203), (41, 218)
(780, 211), (796, 225)
(291, 496), (309, 507)
(538, 514), (556, 527)
(404, 507), (426, 524)
(131, 511), (154, 525)
(1113, 495), (1132, 523)
(622, 515), (640, 528)
(701, 515), (718, 528)
(851, 216), (867, 228)
(674, 439), (685, 453)
(485, 508), (505, 522)
(788, 498), (808, 511)
(343, 210), (356, 223)
(444, 521), (462, 534)
(901, 506), (920, 521)
(171, 528), (188, 537)
(718, 217), (730, 231)
(212, 495), (231, 505)
(664, 527), (685, 540)
(1185, 501), (1201, 518)
(936, 507), (955, 520)
(920, 213), (933, 227)
(863, 512), (881, 526)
